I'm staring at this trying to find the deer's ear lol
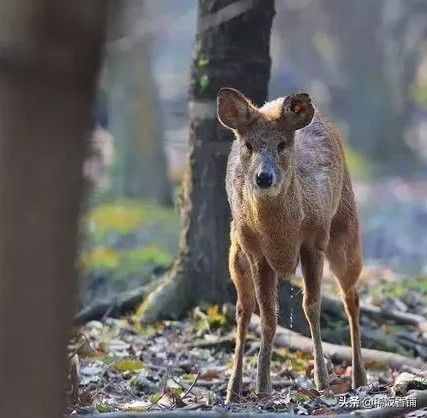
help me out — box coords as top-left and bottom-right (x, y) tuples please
(280, 93), (314, 131)
(217, 88), (257, 130)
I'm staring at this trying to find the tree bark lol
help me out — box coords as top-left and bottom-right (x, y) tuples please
(139, 0), (275, 322)
(0, 2), (107, 418)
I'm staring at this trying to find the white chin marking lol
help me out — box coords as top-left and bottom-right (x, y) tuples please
(253, 185), (281, 198)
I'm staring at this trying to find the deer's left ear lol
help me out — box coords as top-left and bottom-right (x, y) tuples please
(280, 93), (314, 131)
(217, 87), (258, 130)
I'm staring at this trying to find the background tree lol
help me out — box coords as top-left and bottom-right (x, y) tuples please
(0, 2), (107, 417)
(107, 0), (172, 204)
(140, 0), (276, 321)
(273, 0), (427, 175)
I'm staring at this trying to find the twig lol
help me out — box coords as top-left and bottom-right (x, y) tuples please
(102, 297), (118, 322)
(145, 392), (167, 412)
(68, 333), (93, 360)
(181, 372), (200, 400)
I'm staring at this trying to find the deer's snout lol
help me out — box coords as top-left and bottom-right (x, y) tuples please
(256, 171), (274, 189)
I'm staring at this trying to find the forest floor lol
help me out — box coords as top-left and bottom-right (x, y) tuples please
(71, 180), (427, 416)
(68, 269), (427, 417)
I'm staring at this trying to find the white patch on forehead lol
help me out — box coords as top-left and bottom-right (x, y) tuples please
(259, 97), (285, 120)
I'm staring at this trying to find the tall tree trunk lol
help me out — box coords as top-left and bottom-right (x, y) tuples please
(107, 0), (172, 204)
(274, 0), (427, 175)
(140, 0), (275, 322)
(0, 2), (107, 418)
(322, 0), (415, 174)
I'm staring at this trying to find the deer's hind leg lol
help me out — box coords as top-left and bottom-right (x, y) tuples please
(327, 212), (367, 388)
(226, 235), (256, 403)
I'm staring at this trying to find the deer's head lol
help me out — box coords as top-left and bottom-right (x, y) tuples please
(217, 88), (314, 198)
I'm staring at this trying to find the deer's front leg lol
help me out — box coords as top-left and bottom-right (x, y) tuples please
(300, 245), (329, 390)
(226, 241), (256, 403)
(250, 257), (278, 395)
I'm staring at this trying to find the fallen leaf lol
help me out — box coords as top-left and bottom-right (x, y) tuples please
(112, 358), (144, 373)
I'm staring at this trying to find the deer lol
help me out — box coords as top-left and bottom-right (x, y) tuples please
(217, 88), (367, 403)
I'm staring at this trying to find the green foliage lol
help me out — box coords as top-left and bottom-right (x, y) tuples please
(95, 402), (115, 413)
(149, 393), (163, 404)
(82, 199), (179, 282)
(197, 55), (209, 68)
(121, 246), (172, 272)
(133, 321), (165, 337)
(272, 347), (312, 373)
(345, 145), (372, 180)
(371, 276), (427, 302)
(312, 32), (336, 64)
(82, 246), (173, 280)
(112, 358), (145, 373)
(410, 83), (427, 109)
(88, 203), (143, 237)
(194, 305), (232, 334)
(199, 74), (209, 92)
(86, 199), (178, 243)
(81, 247), (120, 272)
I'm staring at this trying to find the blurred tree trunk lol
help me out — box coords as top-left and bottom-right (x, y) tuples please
(107, 0), (172, 205)
(275, 0), (427, 175)
(139, 0), (276, 322)
(0, 2), (107, 418)
(322, 0), (421, 175)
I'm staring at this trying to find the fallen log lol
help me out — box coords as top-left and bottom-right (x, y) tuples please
(74, 284), (154, 325)
(321, 296), (427, 330)
(360, 304), (427, 331)
(72, 389), (427, 417)
(249, 316), (426, 370)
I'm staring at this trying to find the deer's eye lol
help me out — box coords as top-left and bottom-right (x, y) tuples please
(245, 142), (253, 152)
(277, 141), (286, 152)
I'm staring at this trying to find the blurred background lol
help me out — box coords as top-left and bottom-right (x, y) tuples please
(82, 0), (427, 308)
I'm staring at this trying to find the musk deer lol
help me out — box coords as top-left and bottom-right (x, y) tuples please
(217, 88), (367, 403)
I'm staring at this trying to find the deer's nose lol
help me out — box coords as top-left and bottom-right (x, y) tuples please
(256, 171), (273, 189)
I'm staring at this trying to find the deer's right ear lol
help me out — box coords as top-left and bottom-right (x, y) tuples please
(280, 93), (314, 131)
(217, 88), (257, 130)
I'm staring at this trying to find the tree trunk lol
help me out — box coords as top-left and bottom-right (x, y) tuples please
(0, 2), (107, 418)
(323, 0), (415, 175)
(274, 0), (427, 175)
(107, 0), (172, 204)
(139, 0), (275, 322)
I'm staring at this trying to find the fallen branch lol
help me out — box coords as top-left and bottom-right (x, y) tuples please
(187, 335), (236, 350)
(72, 389), (427, 417)
(360, 304), (427, 331)
(321, 295), (427, 330)
(74, 284), (154, 324)
(249, 316), (426, 370)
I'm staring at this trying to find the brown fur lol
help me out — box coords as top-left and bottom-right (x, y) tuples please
(217, 88), (367, 403)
